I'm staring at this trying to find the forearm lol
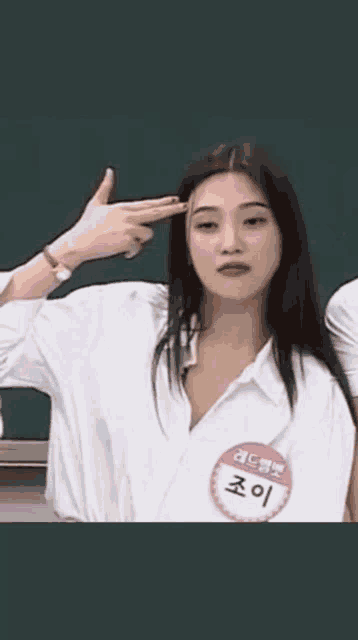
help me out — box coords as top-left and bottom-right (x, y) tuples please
(0, 234), (84, 305)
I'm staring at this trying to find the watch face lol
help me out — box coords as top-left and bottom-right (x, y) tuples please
(55, 267), (71, 282)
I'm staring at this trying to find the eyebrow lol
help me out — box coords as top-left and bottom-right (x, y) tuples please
(192, 202), (269, 216)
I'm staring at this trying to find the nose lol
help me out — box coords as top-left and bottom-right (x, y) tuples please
(219, 222), (245, 254)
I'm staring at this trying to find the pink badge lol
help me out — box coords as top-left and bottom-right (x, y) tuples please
(210, 442), (292, 522)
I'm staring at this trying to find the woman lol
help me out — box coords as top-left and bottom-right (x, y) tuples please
(325, 280), (358, 521)
(0, 141), (355, 522)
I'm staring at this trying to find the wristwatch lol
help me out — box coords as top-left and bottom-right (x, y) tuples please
(43, 245), (73, 283)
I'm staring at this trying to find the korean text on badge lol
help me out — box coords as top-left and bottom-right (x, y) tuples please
(210, 442), (292, 523)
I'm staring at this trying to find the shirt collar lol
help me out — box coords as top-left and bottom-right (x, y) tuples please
(179, 316), (287, 408)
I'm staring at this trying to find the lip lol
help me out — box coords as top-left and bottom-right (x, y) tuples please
(217, 262), (251, 273)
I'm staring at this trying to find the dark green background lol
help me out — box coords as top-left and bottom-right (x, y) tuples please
(1, 0), (357, 636)
(1, 117), (357, 438)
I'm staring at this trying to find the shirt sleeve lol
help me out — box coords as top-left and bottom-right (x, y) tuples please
(325, 287), (358, 397)
(0, 276), (97, 396)
(319, 378), (356, 522)
(273, 369), (356, 523)
(0, 276), (168, 398)
(0, 271), (46, 390)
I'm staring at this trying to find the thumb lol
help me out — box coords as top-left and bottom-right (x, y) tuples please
(93, 167), (115, 205)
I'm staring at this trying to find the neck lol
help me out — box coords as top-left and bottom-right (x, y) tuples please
(199, 290), (271, 353)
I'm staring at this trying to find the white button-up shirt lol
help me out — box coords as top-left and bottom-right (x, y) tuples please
(0, 274), (354, 522)
(325, 278), (358, 398)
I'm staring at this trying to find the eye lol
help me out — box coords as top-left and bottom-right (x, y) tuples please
(195, 218), (267, 231)
(195, 222), (218, 230)
(245, 217), (267, 226)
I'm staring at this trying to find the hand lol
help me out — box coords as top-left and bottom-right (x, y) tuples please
(65, 167), (187, 263)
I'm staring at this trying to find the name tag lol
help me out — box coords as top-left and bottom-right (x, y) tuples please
(210, 442), (292, 522)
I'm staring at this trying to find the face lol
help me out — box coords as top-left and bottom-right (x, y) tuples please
(186, 172), (282, 306)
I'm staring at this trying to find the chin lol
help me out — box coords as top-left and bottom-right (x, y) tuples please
(203, 276), (265, 303)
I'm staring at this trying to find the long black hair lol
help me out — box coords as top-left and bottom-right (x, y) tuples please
(151, 141), (357, 437)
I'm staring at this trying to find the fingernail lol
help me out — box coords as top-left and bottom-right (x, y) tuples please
(125, 246), (138, 259)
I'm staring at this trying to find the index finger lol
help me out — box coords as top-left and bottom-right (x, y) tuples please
(126, 195), (180, 209)
(129, 202), (188, 224)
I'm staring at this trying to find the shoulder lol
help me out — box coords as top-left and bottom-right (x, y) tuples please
(291, 347), (341, 404)
(325, 277), (358, 320)
(291, 348), (355, 433)
(100, 281), (169, 321)
(39, 281), (170, 337)
(291, 347), (334, 390)
(47, 280), (169, 314)
(37, 281), (170, 351)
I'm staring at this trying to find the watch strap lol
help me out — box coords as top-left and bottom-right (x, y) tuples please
(43, 245), (59, 268)
(43, 245), (73, 282)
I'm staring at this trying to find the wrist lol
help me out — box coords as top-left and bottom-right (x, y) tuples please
(48, 233), (86, 271)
